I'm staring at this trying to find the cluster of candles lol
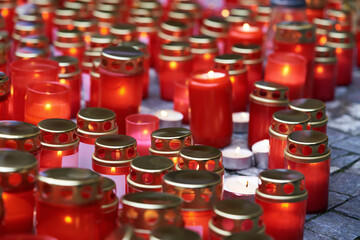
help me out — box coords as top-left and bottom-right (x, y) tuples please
(0, 0), (353, 239)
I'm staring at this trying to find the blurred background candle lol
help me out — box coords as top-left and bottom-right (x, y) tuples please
(81, 49), (101, 107)
(0, 0), (15, 35)
(190, 35), (218, 72)
(305, 0), (326, 23)
(252, 139), (270, 169)
(14, 47), (47, 61)
(173, 79), (190, 123)
(313, 18), (336, 46)
(52, 8), (76, 41)
(222, 146), (253, 170)
(325, 9), (352, 32)
(110, 23), (138, 44)
(17, 35), (50, 59)
(150, 226), (201, 240)
(0, 72), (9, 120)
(73, 18), (97, 48)
(53, 29), (85, 64)
(171, 2), (202, 34)
(125, 114), (159, 156)
(223, 176), (258, 201)
(255, 5), (271, 34)
(227, 23), (263, 51)
(24, 82), (71, 125)
(200, 16), (229, 54)
(154, 109), (183, 128)
(233, 112), (249, 133)
(265, 52), (307, 100)
(100, 177), (118, 240)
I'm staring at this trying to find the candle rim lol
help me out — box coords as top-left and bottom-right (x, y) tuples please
(27, 81), (70, 96)
(191, 69), (227, 80)
(268, 52), (307, 66)
(10, 58), (59, 73)
(126, 113), (160, 126)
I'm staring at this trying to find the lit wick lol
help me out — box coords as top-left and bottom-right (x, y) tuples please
(246, 181), (249, 188)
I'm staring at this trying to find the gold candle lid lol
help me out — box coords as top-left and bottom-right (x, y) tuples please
(214, 54), (247, 75)
(13, 21), (44, 41)
(38, 118), (79, 151)
(306, 0), (326, 9)
(73, 18), (97, 33)
(167, 10), (193, 26)
(19, 34), (49, 51)
(315, 46), (337, 63)
(150, 226), (201, 240)
(171, 1), (202, 20)
(128, 15), (158, 33)
(110, 23), (138, 42)
(189, 35), (218, 54)
(90, 33), (117, 50)
(160, 42), (192, 61)
(275, 21), (315, 43)
(128, 155), (174, 191)
(120, 40), (149, 56)
(100, 46), (144, 75)
(64, 1), (91, 18)
(54, 29), (84, 48)
(0, 121), (41, 153)
(224, 232), (273, 240)
(15, 47), (47, 60)
(54, 8), (76, 19)
(163, 170), (222, 211)
(230, 8), (252, 18)
(102, 177), (119, 212)
(231, 44), (262, 63)
(37, 168), (103, 205)
(285, 130), (330, 163)
(0, 149), (37, 192)
(250, 81), (289, 106)
(289, 98), (328, 128)
(15, 4), (43, 23)
(0, 72), (9, 100)
(269, 110), (310, 140)
(52, 56), (80, 78)
(159, 20), (190, 42)
(201, 16), (229, 38)
(256, 169), (308, 202)
(326, 30), (354, 49)
(77, 107), (118, 137)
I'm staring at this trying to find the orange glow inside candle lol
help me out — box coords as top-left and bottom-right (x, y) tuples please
(169, 61), (177, 70)
(203, 53), (211, 60)
(1, 8), (9, 17)
(118, 87), (126, 96)
(64, 216), (72, 224)
(69, 48), (77, 55)
(319, 36), (327, 45)
(282, 65), (290, 76)
(242, 23), (251, 32)
(221, 9), (230, 18)
(295, 45), (302, 53)
(100, 27), (109, 35)
(336, 48), (342, 54)
(85, 35), (91, 43)
(316, 66), (324, 74)
(42, 12), (49, 20)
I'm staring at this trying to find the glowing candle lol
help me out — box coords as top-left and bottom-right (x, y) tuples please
(52, 8), (76, 41)
(228, 23), (263, 51)
(53, 29), (85, 64)
(325, 9), (352, 32)
(223, 176), (259, 201)
(110, 23), (138, 43)
(190, 35), (218, 72)
(200, 16), (229, 54)
(81, 49), (101, 107)
(222, 146), (253, 170)
(305, 0), (326, 23)
(313, 18), (336, 46)
(73, 18), (97, 48)
(154, 109), (183, 128)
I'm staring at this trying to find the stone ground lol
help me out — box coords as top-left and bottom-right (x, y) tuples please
(141, 69), (360, 240)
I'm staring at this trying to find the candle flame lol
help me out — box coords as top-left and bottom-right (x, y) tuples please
(282, 65), (290, 76)
(85, 35), (91, 43)
(111, 167), (116, 174)
(230, 76), (235, 84)
(281, 203), (289, 208)
(169, 61), (177, 70)
(69, 47), (77, 55)
(246, 181), (249, 187)
(143, 129), (148, 135)
(57, 151), (62, 157)
(336, 48), (342, 54)
(235, 146), (241, 156)
(118, 87), (126, 96)
(100, 27), (109, 35)
(242, 23), (251, 31)
(295, 44), (302, 53)
(221, 9), (230, 18)
(160, 110), (168, 117)
(59, 79), (69, 85)
(64, 216), (73, 224)
(316, 66), (324, 74)
(207, 70), (215, 78)
(203, 53), (211, 60)
(45, 103), (52, 110)
(319, 36), (327, 45)
(42, 11), (49, 20)
(1, 8), (9, 17)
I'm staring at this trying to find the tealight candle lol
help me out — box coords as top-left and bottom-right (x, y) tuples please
(223, 176), (259, 201)
(252, 139), (270, 169)
(222, 146), (253, 170)
(227, 23), (263, 51)
(154, 109), (183, 128)
(233, 112), (249, 133)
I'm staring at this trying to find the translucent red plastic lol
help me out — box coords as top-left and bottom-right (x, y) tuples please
(313, 62), (337, 102)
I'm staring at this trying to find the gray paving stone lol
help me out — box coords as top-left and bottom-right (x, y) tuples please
(328, 191), (350, 209)
(329, 171), (360, 197)
(331, 137), (360, 154)
(327, 129), (350, 146)
(349, 160), (360, 176)
(329, 148), (349, 160)
(303, 229), (336, 240)
(305, 212), (360, 240)
(335, 195), (360, 220)
(236, 167), (263, 177)
(331, 154), (360, 169)
(330, 166), (340, 174)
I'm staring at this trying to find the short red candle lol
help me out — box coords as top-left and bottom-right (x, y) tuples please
(228, 23), (263, 51)
(10, 58), (59, 121)
(285, 130), (330, 213)
(255, 169), (307, 240)
(248, 81), (289, 148)
(100, 177), (119, 239)
(110, 23), (138, 43)
(73, 18), (97, 48)
(0, 72), (9, 120)
(24, 82), (71, 125)
(268, 110), (310, 169)
(125, 114), (159, 156)
(313, 18), (336, 46)
(52, 8), (76, 41)
(173, 79), (190, 123)
(189, 69), (232, 148)
(200, 16), (229, 54)
(36, 168), (103, 240)
(53, 29), (85, 64)
(0, 150), (37, 234)
(190, 35), (219, 72)
(325, 9), (352, 32)
(265, 52), (307, 100)
(0, 0), (15, 35)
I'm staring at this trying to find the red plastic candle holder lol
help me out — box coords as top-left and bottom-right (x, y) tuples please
(313, 18), (336, 46)
(32, 0), (55, 41)
(63, 1), (92, 19)
(173, 79), (190, 123)
(73, 18), (97, 47)
(0, 149), (37, 234)
(200, 17), (229, 54)
(285, 130), (330, 213)
(99, 46), (144, 134)
(127, 155), (174, 193)
(93, 7), (119, 36)
(18, 35), (50, 58)
(163, 170), (222, 240)
(189, 69), (232, 148)
(167, 10), (194, 33)
(38, 118), (79, 171)
(0, 0), (15, 34)
(305, 0), (326, 23)
(325, 9), (352, 32)
(36, 168), (103, 240)
(89, 33), (117, 51)
(0, 72), (9, 120)
(125, 114), (159, 156)
(53, 29), (85, 64)
(214, 54), (248, 112)
(171, 2), (202, 34)
(24, 82), (71, 125)
(255, 169), (307, 240)
(52, 8), (76, 41)
(190, 35), (218, 72)
(228, 23), (263, 51)
(110, 23), (138, 43)
(76, 107), (118, 169)
(151, 226), (201, 240)
(265, 52), (307, 100)
(255, 5), (271, 34)
(248, 81), (289, 148)
(268, 110), (310, 169)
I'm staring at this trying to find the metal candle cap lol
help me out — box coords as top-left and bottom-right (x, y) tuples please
(201, 16), (229, 38)
(224, 232), (273, 240)
(110, 23), (138, 42)
(15, 47), (47, 60)
(270, 0), (306, 7)
(19, 35), (49, 50)
(168, 10), (193, 26)
(162, 170), (222, 211)
(315, 46), (336, 63)
(160, 42), (192, 61)
(172, 1), (202, 20)
(269, 110), (310, 140)
(150, 226), (201, 240)
(37, 168), (103, 205)
(120, 40), (149, 56)
(73, 18), (97, 33)
(306, 0), (326, 9)
(128, 15), (158, 32)
(38, 118), (79, 151)
(13, 21), (44, 41)
(230, 8), (252, 18)
(0, 72), (9, 100)
(102, 177), (119, 212)
(256, 169), (308, 202)
(76, 107), (118, 137)
(313, 18), (336, 36)
(214, 54), (247, 75)
(275, 21), (315, 43)
(0, 149), (37, 192)
(0, 121), (41, 153)
(100, 46), (144, 75)
(128, 155), (174, 191)
(159, 20), (190, 41)
(232, 44), (262, 62)
(89, 33), (117, 50)
(326, 30), (354, 49)
(250, 81), (289, 106)
(52, 56), (80, 78)
(289, 98), (328, 128)
(285, 130), (330, 163)
(132, 0), (162, 17)
(189, 35), (218, 54)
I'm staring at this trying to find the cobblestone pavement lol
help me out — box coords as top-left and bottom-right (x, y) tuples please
(141, 70), (360, 240)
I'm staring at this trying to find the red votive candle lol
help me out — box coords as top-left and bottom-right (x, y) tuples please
(151, 226), (201, 240)
(125, 114), (159, 156)
(305, 0), (326, 23)
(10, 58), (59, 121)
(99, 46), (144, 134)
(313, 18), (336, 46)
(149, 127), (193, 165)
(232, 44), (263, 95)
(190, 35), (219, 72)
(89, 33), (117, 51)
(289, 98), (328, 134)
(255, 5), (271, 34)
(0, 72), (9, 120)
(0, 149), (37, 234)
(325, 8), (352, 32)
(32, 0), (55, 41)
(173, 79), (190, 123)
(53, 29), (85, 64)
(159, 42), (193, 101)
(120, 192), (183, 239)
(110, 23), (138, 43)
(326, 30), (354, 86)
(265, 52), (307, 100)
(189, 69), (232, 148)
(200, 16), (229, 54)
(209, 199), (265, 239)
(0, 0), (15, 35)
(63, 1), (91, 19)
(268, 110), (310, 169)
(167, 10), (194, 33)
(38, 118), (79, 171)
(36, 168), (102, 239)
(171, 1), (202, 34)
(24, 82), (71, 125)
(248, 81), (289, 148)
(214, 54), (248, 112)
(92, 134), (138, 200)
(255, 169), (307, 240)
(73, 18), (97, 48)
(285, 130), (330, 213)
(18, 35), (50, 59)
(127, 155), (174, 193)
(100, 177), (119, 239)
(228, 23), (263, 51)
(274, 22), (316, 98)
(93, 7), (119, 36)
(52, 8), (76, 41)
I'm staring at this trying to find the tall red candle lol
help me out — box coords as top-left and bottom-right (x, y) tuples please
(15, 47), (48, 61)
(285, 130), (330, 213)
(268, 110), (310, 169)
(0, 0), (15, 35)
(313, 18), (336, 46)
(93, 7), (119, 36)
(200, 16), (229, 54)
(52, 8), (76, 41)
(110, 23), (138, 43)
(190, 35), (219, 72)
(32, 0), (55, 41)
(53, 29), (85, 64)
(248, 81), (289, 148)
(305, 0), (326, 23)
(189, 69), (232, 148)
(0, 149), (37, 234)
(0, 72), (9, 120)
(228, 23), (263, 51)
(325, 8), (352, 32)
(255, 5), (271, 34)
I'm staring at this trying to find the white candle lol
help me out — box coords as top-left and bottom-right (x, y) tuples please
(223, 176), (259, 201)
(232, 112), (249, 133)
(195, 70), (226, 79)
(154, 109), (183, 128)
(252, 139), (269, 169)
(222, 146), (253, 170)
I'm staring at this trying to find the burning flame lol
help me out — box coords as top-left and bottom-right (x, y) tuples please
(207, 70), (215, 78)
(317, 66), (324, 74)
(64, 216), (72, 224)
(57, 151), (62, 157)
(169, 61), (177, 70)
(246, 181), (249, 188)
(282, 65), (290, 76)
(45, 103), (52, 110)
(235, 146), (241, 156)
(143, 129), (148, 135)
(111, 167), (116, 174)
(160, 110), (168, 117)
(242, 23), (251, 31)
(221, 9), (230, 18)
(319, 36), (327, 45)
